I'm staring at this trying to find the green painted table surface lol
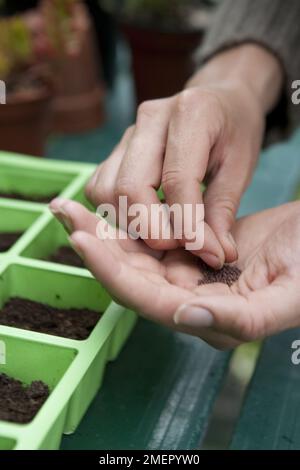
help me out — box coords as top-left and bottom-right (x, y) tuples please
(46, 121), (300, 449)
(231, 327), (300, 450)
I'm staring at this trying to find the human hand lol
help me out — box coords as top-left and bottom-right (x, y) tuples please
(86, 45), (282, 269)
(50, 198), (300, 350)
(174, 200), (300, 348)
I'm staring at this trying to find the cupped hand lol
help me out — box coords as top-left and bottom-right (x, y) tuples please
(85, 82), (263, 269)
(50, 198), (300, 350)
(85, 54), (275, 269)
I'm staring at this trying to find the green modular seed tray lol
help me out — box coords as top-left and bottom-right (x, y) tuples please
(0, 151), (137, 450)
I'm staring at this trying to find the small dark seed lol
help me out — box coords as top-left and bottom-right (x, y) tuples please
(198, 259), (241, 287)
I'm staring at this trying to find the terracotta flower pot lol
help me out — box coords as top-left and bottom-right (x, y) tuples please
(121, 24), (204, 104)
(51, 3), (106, 134)
(0, 87), (51, 157)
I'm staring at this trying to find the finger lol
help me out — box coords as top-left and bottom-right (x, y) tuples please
(232, 201), (300, 266)
(114, 98), (178, 250)
(203, 145), (256, 263)
(70, 231), (192, 327)
(163, 249), (201, 290)
(162, 90), (225, 268)
(49, 198), (163, 259)
(85, 126), (135, 207)
(50, 198), (98, 235)
(85, 164), (103, 203)
(69, 227), (239, 347)
(173, 276), (241, 348)
(174, 276), (300, 342)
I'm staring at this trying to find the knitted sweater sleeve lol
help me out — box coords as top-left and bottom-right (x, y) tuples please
(195, 0), (300, 135)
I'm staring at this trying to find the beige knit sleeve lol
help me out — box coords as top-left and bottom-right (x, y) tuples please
(195, 0), (300, 134)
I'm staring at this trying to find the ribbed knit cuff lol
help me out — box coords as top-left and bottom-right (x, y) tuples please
(195, 0), (300, 137)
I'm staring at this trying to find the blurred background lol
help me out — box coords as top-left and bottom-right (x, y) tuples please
(0, 0), (218, 160)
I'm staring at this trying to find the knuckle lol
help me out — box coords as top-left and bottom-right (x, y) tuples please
(86, 170), (114, 207)
(137, 100), (158, 122)
(161, 169), (183, 196)
(176, 89), (196, 113)
(174, 89), (224, 142)
(92, 183), (114, 206)
(208, 194), (238, 222)
(198, 89), (222, 111)
(114, 176), (138, 202)
(177, 88), (220, 114)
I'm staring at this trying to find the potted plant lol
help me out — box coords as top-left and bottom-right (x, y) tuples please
(40, 0), (106, 134)
(0, 0), (106, 158)
(100, 0), (217, 104)
(0, 14), (52, 156)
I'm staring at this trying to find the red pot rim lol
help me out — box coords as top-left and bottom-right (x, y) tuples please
(6, 85), (52, 106)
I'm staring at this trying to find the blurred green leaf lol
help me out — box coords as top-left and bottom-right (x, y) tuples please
(0, 16), (32, 80)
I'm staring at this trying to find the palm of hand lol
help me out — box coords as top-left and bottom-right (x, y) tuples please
(51, 199), (300, 349)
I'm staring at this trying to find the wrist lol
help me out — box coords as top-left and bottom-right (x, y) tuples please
(186, 44), (283, 115)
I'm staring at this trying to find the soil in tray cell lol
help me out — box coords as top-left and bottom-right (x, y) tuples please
(0, 373), (49, 424)
(0, 191), (59, 203)
(47, 246), (85, 268)
(0, 297), (101, 340)
(0, 232), (23, 252)
(198, 259), (241, 287)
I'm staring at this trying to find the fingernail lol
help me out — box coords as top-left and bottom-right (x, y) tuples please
(49, 197), (68, 212)
(49, 200), (73, 234)
(174, 304), (214, 328)
(68, 236), (84, 259)
(201, 252), (223, 270)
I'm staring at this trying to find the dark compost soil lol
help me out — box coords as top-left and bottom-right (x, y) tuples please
(47, 246), (85, 268)
(0, 232), (23, 252)
(0, 297), (101, 340)
(0, 373), (49, 424)
(198, 259), (241, 287)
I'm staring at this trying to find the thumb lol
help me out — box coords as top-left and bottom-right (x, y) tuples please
(174, 277), (300, 343)
(203, 158), (252, 263)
